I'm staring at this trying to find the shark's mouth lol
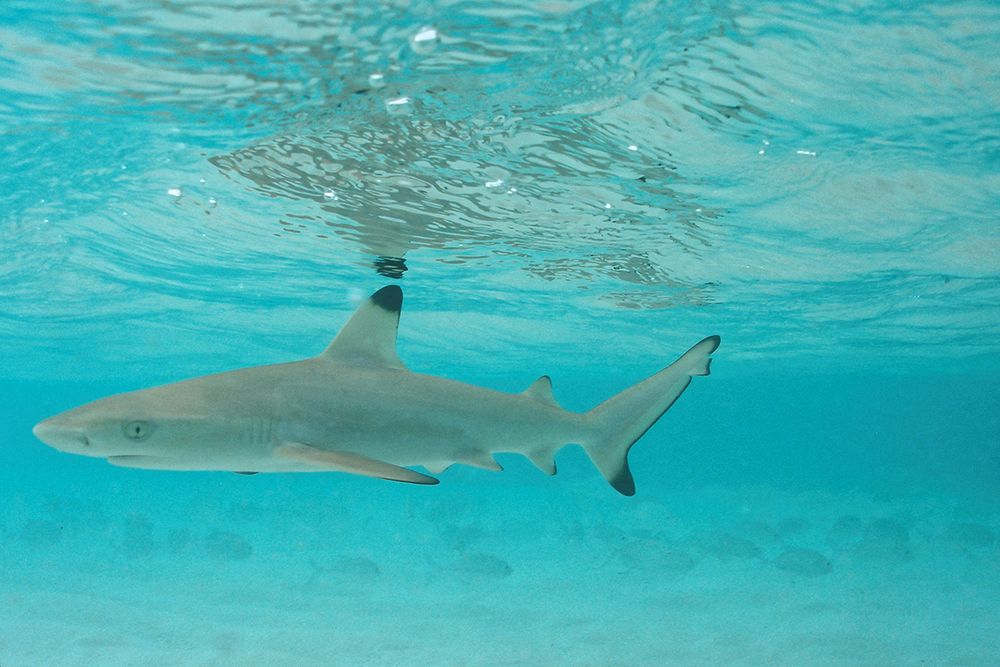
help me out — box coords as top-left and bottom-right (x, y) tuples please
(106, 455), (184, 470)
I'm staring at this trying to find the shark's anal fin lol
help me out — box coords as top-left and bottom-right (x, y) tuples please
(321, 285), (407, 369)
(275, 441), (439, 486)
(527, 449), (558, 476)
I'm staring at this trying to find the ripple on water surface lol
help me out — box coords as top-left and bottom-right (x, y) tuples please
(1, 0), (997, 376)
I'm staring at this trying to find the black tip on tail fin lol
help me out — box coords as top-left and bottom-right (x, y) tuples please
(609, 466), (636, 496)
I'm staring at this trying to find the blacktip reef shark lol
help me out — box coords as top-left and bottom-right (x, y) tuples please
(33, 286), (719, 495)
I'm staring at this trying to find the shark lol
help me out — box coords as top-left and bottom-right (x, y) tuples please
(32, 286), (719, 495)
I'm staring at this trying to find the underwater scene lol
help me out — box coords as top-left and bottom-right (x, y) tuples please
(2, 0), (998, 664)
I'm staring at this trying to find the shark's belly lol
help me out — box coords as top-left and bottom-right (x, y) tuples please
(274, 370), (580, 468)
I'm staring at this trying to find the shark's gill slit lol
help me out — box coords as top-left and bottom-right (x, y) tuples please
(241, 418), (272, 446)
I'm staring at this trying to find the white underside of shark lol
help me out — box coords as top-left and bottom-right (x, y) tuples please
(33, 286), (719, 495)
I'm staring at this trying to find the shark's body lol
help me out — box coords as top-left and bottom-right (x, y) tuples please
(33, 286), (719, 495)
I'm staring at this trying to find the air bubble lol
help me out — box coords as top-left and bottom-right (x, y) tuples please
(167, 187), (182, 197)
(368, 72), (386, 89)
(627, 144), (638, 151)
(410, 27), (439, 54)
(485, 179), (504, 188)
(385, 96), (412, 116)
(323, 190), (338, 200)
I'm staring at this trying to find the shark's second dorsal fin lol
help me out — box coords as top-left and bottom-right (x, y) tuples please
(522, 375), (559, 407)
(321, 285), (407, 369)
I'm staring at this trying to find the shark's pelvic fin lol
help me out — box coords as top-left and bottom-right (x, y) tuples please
(321, 285), (407, 369)
(424, 452), (501, 475)
(275, 441), (439, 485)
(458, 450), (503, 472)
(521, 375), (559, 407)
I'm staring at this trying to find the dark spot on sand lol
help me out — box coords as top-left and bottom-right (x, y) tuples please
(773, 548), (832, 576)
(204, 531), (253, 560)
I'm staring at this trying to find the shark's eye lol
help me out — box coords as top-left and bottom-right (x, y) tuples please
(123, 421), (150, 441)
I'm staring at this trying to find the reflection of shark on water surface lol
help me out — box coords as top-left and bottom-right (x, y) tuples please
(33, 286), (719, 495)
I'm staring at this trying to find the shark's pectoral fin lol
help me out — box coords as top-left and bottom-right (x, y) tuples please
(275, 442), (439, 485)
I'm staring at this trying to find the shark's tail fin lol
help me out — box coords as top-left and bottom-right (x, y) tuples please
(582, 336), (720, 496)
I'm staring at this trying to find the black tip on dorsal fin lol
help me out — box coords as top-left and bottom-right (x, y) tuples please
(321, 285), (407, 370)
(371, 284), (402, 313)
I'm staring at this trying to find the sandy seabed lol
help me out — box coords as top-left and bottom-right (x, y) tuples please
(2, 454), (998, 667)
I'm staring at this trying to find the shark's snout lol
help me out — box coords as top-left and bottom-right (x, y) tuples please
(33, 418), (90, 452)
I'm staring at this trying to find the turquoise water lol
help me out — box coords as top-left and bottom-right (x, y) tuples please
(2, 0), (999, 664)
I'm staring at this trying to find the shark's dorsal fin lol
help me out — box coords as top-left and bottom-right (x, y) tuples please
(321, 285), (407, 369)
(522, 375), (559, 407)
